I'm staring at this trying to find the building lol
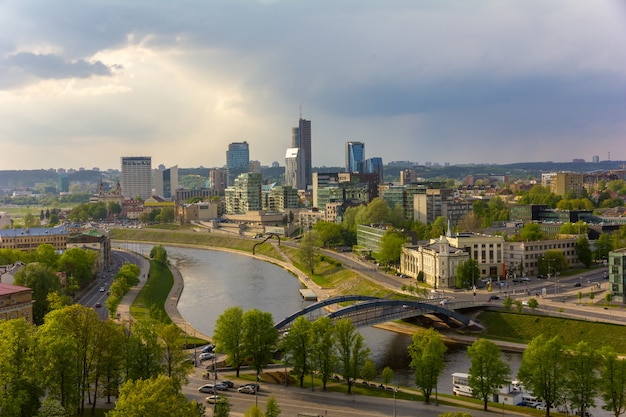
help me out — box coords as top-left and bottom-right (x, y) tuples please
(400, 169), (419, 186)
(121, 156), (152, 200)
(292, 118), (312, 188)
(262, 185), (300, 213)
(0, 225), (69, 251)
(58, 173), (69, 193)
(177, 201), (223, 222)
(284, 148), (306, 190)
(66, 229), (111, 276)
(365, 157), (384, 183)
(504, 237), (582, 277)
(226, 141), (250, 186)
(0, 283), (33, 324)
(346, 141), (365, 173)
(414, 188), (454, 225)
(400, 235), (470, 290)
(209, 168), (227, 194)
(153, 165), (178, 199)
(0, 212), (11, 229)
(224, 172), (262, 214)
(609, 248), (626, 304)
(445, 232), (505, 279)
(249, 160), (262, 174)
(551, 172), (584, 197)
(174, 188), (217, 203)
(441, 200), (474, 228)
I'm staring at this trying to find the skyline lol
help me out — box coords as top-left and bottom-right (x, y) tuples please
(1, 1), (625, 171)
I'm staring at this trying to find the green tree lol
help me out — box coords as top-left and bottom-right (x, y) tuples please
(108, 201), (122, 216)
(34, 243), (60, 268)
(313, 221), (344, 248)
(596, 233), (615, 261)
(108, 375), (204, 417)
(502, 296), (513, 311)
(124, 319), (164, 381)
(265, 395), (281, 417)
(242, 309), (279, 377)
(310, 316), (336, 391)
(157, 323), (193, 390)
(150, 245), (169, 265)
(244, 404), (264, 417)
(297, 231), (321, 274)
(213, 397), (231, 417)
(455, 258), (480, 289)
(381, 366), (394, 387)
(565, 341), (600, 417)
(282, 316), (312, 388)
(213, 306), (245, 377)
(467, 339), (511, 411)
(38, 398), (68, 417)
(599, 346), (626, 417)
(360, 358), (377, 383)
(14, 262), (62, 324)
(519, 223), (544, 241)
(518, 335), (567, 416)
(575, 236), (593, 268)
(408, 328), (447, 404)
(366, 197), (392, 224)
(58, 247), (98, 291)
(528, 298), (539, 311)
(334, 318), (370, 394)
(375, 229), (406, 270)
(0, 318), (43, 417)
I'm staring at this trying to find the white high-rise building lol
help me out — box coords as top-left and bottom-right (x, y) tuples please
(153, 165), (178, 199)
(121, 156), (152, 200)
(285, 148), (306, 190)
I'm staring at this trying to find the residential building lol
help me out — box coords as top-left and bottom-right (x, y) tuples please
(0, 283), (33, 324)
(209, 168), (227, 194)
(224, 173), (262, 214)
(400, 169), (418, 185)
(0, 225), (69, 251)
(285, 148), (306, 190)
(441, 200), (474, 228)
(400, 235), (470, 290)
(551, 172), (584, 197)
(226, 141), (250, 186)
(292, 118), (312, 188)
(414, 188), (454, 225)
(121, 156), (152, 200)
(312, 172), (380, 211)
(346, 141), (365, 173)
(609, 248), (626, 304)
(249, 160), (262, 174)
(262, 185), (299, 213)
(153, 165), (178, 199)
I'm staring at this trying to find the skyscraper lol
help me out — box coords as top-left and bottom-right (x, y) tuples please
(292, 118), (312, 188)
(226, 141), (250, 186)
(285, 148), (306, 190)
(365, 157), (384, 183)
(153, 165), (178, 199)
(346, 141), (365, 173)
(121, 156), (152, 200)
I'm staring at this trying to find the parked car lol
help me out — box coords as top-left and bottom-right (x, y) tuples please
(214, 383), (228, 391)
(240, 383), (260, 392)
(205, 395), (222, 404)
(488, 295), (500, 301)
(220, 380), (235, 388)
(200, 352), (215, 361)
(237, 385), (256, 394)
(574, 282), (582, 287)
(198, 384), (216, 394)
(537, 274), (545, 279)
(201, 344), (215, 353)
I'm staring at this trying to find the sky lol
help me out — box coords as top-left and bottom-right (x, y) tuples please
(1, 0), (626, 171)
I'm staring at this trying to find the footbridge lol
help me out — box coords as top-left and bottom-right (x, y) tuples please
(274, 296), (481, 332)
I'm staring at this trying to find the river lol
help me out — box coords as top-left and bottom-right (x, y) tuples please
(125, 243), (608, 416)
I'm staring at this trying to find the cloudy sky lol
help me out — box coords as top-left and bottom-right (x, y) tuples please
(1, 0), (625, 171)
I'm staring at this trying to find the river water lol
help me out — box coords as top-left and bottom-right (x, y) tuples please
(126, 244), (608, 416)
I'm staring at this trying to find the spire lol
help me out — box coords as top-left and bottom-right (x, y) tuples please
(446, 218), (453, 238)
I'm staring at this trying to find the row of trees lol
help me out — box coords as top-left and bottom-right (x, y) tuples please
(408, 329), (626, 417)
(0, 306), (200, 417)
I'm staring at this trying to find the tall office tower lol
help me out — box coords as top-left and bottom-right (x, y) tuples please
(285, 148), (306, 190)
(292, 118), (312, 188)
(226, 141), (250, 186)
(249, 160), (262, 174)
(365, 157), (384, 183)
(153, 165), (178, 199)
(346, 141), (365, 173)
(121, 156), (152, 200)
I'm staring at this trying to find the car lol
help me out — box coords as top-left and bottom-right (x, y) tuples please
(237, 385), (256, 394)
(521, 300), (529, 306)
(201, 344), (215, 353)
(521, 277), (530, 282)
(240, 383), (260, 392)
(488, 295), (500, 301)
(574, 282), (582, 287)
(95, 302), (102, 308)
(214, 383), (228, 391)
(198, 384), (216, 394)
(200, 352), (215, 361)
(220, 380), (235, 388)
(205, 395), (222, 404)
(99, 287), (105, 292)
(537, 274), (545, 279)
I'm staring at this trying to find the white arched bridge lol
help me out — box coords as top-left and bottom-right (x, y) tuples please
(274, 295), (482, 333)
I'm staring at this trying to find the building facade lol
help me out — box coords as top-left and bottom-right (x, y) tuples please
(224, 172), (262, 214)
(153, 165), (178, 199)
(0, 225), (69, 251)
(0, 283), (33, 324)
(209, 168), (227, 194)
(365, 157), (384, 183)
(292, 118), (312, 188)
(609, 248), (626, 304)
(284, 148), (306, 190)
(414, 188), (454, 225)
(121, 156), (152, 200)
(346, 141), (365, 173)
(504, 237), (582, 277)
(226, 141), (250, 186)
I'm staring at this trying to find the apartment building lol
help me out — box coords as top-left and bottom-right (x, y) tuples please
(0, 283), (33, 324)
(609, 248), (626, 304)
(504, 237), (582, 277)
(0, 225), (69, 251)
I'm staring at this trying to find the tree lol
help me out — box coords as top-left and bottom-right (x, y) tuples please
(160, 207), (175, 223)
(360, 358), (377, 384)
(14, 262), (62, 324)
(381, 366), (394, 387)
(518, 335), (567, 416)
(599, 346), (626, 417)
(467, 339), (511, 411)
(242, 309), (279, 377)
(157, 323), (193, 390)
(244, 405), (264, 417)
(150, 245), (168, 265)
(376, 229), (406, 270)
(265, 395), (281, 417)
(108, 375), (204, 417)
(282, 316), (312, 388)
(575, 236), (593, 268)
(108, 201), (122, 216)
(502, 296), (513, 311)
(58, 247), (98, 291)
(213, 306), (245, 376)
(34, 243), (60, 268)
(310, 316), (336, 391)
(408, 328), (447, 404)
(297, 231), (321, 274)
(313, 221), (344, 248)
(455, 258), (481, 289)
(519, 223), (544, 241)
(528, 298), (539, 311)
(565, 341), (600, 417)
(334, 318), (370, 394)
(366, 197), (392, 224)
(596, 233), (615, 261)
(214, 397), (231, 417)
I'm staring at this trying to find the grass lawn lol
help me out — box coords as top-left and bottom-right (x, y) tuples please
(130, 260), (174, 324)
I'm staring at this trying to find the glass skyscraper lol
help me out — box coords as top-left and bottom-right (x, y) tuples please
(292, 118), (312, 188)
(226, 141), (250, 186)
(346, 141), (365, 173)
